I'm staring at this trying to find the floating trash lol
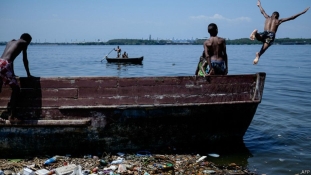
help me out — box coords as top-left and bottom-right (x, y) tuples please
(136, 151), (151, 156)
(116, 152), (125, 156)
(208, 153), (220, 157)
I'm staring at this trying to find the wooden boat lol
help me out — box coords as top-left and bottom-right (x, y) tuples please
(106, 56), (143, 64)
(0, 73), (266, 157)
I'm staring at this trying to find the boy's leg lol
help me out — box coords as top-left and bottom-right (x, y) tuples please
(8, 85), (20, 120)
(254, 32), (264, 42)
(254, 43), (269, 64)
(250, 29), (258, 40)
(0, 78), (6, 123)
(0, 78), (2, 93)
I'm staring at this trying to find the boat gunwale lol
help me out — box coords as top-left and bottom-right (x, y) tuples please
(105, 56), (144, 63)
(0, 100), (261, 110)
(18, 73), (260, 79)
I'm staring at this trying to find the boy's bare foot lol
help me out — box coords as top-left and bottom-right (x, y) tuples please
(253, 52), (260, 64)
(8, 115), (22, 121)
(250, 29), (257, 40)
(0, 117), (6, 123)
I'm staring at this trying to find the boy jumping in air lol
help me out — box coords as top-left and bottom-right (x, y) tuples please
(250, 0), (309, 64)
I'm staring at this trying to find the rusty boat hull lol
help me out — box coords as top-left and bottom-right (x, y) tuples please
(0, 73), (266, 157)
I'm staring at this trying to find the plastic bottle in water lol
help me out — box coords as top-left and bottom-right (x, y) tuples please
(44, 155), (64, 165)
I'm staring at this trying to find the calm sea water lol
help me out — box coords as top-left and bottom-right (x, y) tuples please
(1, 44), (311, 174)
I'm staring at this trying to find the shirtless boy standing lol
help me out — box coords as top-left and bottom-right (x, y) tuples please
(0, 33), (33, 122)
(114, 46), (121, 58)
(250, 0), (309, 64)
(202, 23), (228, 76)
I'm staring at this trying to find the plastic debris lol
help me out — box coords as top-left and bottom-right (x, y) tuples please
(208, 153), (220, 157)
(196, 156), (207, 162)
(136, 151), (151, 156)
(117, 164), (126, 173)
(70, 165), (83, 175)
(103, 165), (117, 171)
(91, 167), (98, 173)
(116, 152), (125, 157)
(110, 157), (124, 164)
(44, 156), (64, 165)
(35, 169), (50, 175)
(203, 169), (216, 174)
(0, 153), (257, 175)
(99, 160), (108, 166)
(83, 155), (92, 159)
(55, 164), (77, 175)
(23, 168), (34, 175)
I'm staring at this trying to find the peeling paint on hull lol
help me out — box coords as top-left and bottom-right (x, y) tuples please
(0, 73), (266, 157)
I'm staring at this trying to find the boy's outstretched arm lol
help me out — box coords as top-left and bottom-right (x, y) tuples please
(223, 41), (228, 75)
(22, 49), (32, 77)
(257, 0), (269, 18)
(195, 61), (200, 75)
(201, 61), (209, 77)
(204, 42), (213, 75)
(279, 7), (310, 24)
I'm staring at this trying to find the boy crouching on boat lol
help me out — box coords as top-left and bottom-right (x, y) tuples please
(195, 51), (208, 77)
(0, 33), (34, 123)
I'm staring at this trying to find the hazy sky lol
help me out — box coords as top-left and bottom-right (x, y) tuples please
(1, 0), (310, 43)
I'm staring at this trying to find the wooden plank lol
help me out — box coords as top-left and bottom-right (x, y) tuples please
(0, 119), (91, 126)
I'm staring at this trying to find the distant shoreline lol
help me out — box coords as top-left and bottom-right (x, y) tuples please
(1, 38), (311, 45)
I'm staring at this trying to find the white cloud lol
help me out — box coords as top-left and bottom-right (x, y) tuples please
(190, 14), (251, 22)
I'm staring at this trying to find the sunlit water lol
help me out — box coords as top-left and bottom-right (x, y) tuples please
(1, 44), (311, 175)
